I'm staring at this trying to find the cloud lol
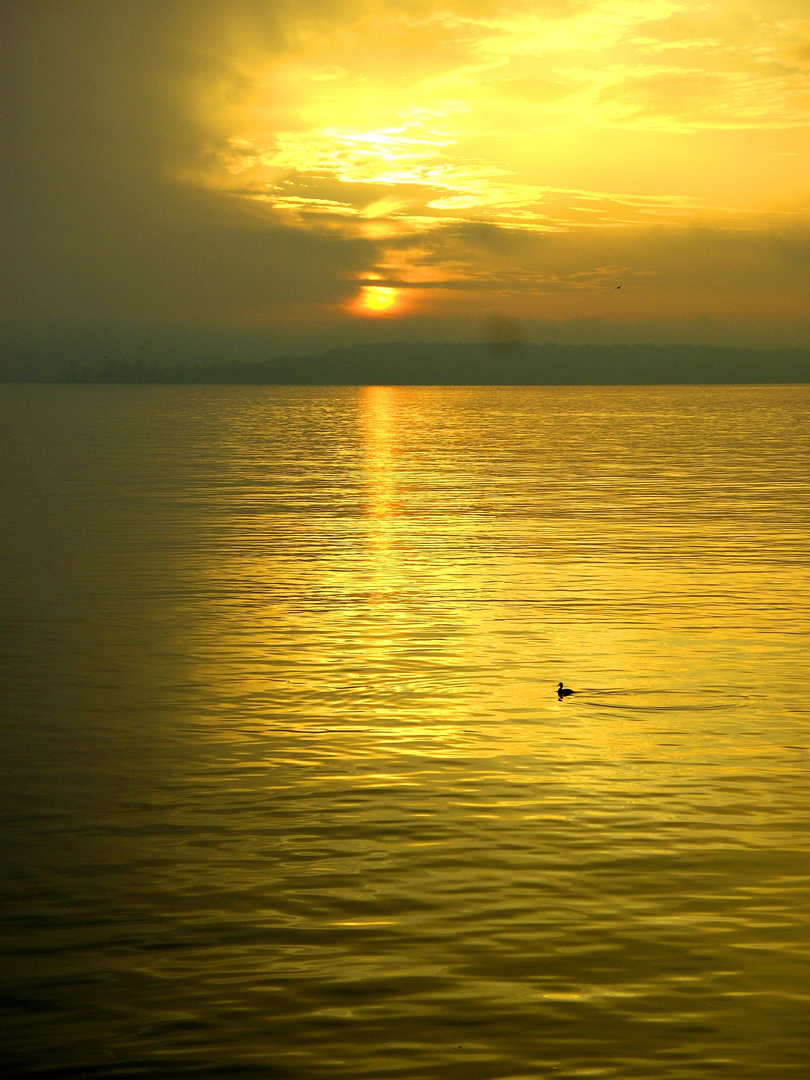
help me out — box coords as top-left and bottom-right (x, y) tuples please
(2, 0), (810, 351)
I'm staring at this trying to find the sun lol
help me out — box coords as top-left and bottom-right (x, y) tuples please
(353, 285), (402, 316)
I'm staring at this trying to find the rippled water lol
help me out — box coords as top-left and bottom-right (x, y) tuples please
(2, 384), (809, 1078)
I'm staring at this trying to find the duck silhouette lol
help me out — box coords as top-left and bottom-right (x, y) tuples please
(557, 682), (575, 698)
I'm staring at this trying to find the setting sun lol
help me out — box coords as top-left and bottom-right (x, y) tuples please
(354, 285), (402, 316)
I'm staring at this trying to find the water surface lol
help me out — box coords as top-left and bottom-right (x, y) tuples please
(2, 384), (809, 1078)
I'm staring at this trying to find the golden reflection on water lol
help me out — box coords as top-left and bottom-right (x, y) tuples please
(354, 385), (499, 743)
(175, 385), (809, 762)
(5, 386), (808, 1077)
(360, 385), (398, 584)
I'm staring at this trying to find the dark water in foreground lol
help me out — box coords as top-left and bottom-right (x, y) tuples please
(1, 384), (809, 1079)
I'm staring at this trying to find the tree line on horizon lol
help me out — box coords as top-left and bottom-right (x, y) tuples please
(32, 341), (810, 385)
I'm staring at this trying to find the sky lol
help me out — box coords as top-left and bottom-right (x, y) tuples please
(3, 0), (810, 361)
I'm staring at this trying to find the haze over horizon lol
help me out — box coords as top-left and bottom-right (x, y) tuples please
(4, 0), (810, 369)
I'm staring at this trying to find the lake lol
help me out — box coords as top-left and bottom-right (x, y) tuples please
(1, 383), (809, 1078)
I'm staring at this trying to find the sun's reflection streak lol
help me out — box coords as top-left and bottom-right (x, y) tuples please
(360, 385), (399, 597)
(353, 386), (496, 736)
(356, 385), (471, 726)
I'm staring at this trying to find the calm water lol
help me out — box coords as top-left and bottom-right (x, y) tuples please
(1, 384), (809, 1079)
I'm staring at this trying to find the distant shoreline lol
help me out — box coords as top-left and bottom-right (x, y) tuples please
(3, 342), (809, 385)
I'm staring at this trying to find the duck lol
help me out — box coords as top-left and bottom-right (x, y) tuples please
(557, 682), (575, 698)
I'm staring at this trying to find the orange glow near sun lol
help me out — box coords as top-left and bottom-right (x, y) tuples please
(354, 286), (401, 316)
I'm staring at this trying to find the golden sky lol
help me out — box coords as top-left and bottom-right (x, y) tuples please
(3, 0), (810, 353)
